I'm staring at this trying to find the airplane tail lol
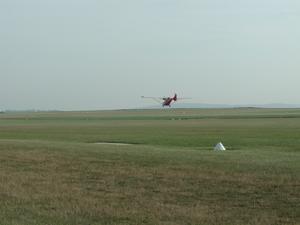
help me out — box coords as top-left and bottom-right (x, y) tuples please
(173, 94), (177, 101)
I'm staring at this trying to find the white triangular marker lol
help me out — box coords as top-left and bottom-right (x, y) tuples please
(214, 142), (226, 151)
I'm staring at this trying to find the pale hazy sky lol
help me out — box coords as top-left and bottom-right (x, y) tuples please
(1, 0), (299, 110)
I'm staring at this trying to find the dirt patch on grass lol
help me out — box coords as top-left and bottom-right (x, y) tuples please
(93, 142), (133, 146)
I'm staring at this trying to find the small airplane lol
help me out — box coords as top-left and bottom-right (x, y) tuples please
(141, 93), (188, 107)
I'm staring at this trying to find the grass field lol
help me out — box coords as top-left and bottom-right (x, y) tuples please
(0, 108), (299, 225)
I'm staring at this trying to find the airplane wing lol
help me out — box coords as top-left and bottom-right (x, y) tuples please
(141, 96), (163, 104)
(177, 97), (192, 100)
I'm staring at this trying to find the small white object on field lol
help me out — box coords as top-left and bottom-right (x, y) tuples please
(214, 142), (226, 151)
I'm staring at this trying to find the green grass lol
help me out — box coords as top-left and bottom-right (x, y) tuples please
(0, 108), (299, 225)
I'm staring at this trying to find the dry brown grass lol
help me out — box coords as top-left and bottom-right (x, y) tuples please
(0, 140), (298, 225)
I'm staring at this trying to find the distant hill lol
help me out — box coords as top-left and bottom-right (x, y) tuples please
(145, 103), (300, 109)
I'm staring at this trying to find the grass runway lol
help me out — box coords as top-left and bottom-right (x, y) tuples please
(0, 108), (299, 225)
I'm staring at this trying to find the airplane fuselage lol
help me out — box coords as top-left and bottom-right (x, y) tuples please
(162, 98), (173, 107)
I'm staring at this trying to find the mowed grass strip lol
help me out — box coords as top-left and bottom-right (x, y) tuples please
(0, 139), (298, 225)
(2, 108), (300, 150)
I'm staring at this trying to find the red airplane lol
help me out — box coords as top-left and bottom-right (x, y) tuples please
(141, 94), (187, 107)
